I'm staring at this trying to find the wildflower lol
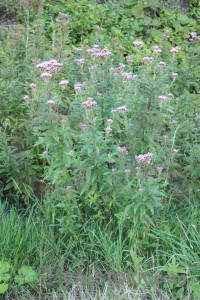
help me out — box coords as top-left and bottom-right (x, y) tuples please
(107, 119), (113, 125)
(116, 106), (129, 112)
(167, 93), (174, 98)
(154, 45), (161, 54)
(195, 114), (200, 121)
(139, 188), (143, 192)
(158, 95), (168, 101)
(184, 119), (189, 124)
(111, 109), (117, 114)
(135, 152), (153, 166)
(172, 73), (178, 80)
(133, 41), (143, 47)
(118, 146), (128, 155)
(124, 169), (131, 175)
(135, 166), (141, 172)
(112, 168), (116, 173)
(106, 127), (112, 133)
(59, 12), (69, 18)
(74, 83), (83, 92)
(80, 123), (88, 131)
(122, 72), (137, 81)
(40, 72), (52, 79)
(88, 65), (97, 72)
(75, 58), (85, 65)
(119, 63), (125, 70)
(125, 55), (134, 63)
(24, 95), (29, 101)
(82, 97), (97, 110)
(61, 119), (67, 125)
(69, 150), (73, 155)
(158, 61), (166, 67)
(157, 167), (163, 173)
(66, 186), (71, 191)
(47, 100), (55, 105)
(143, 57), (154, 64)
(163, 135), (169, 140)
(74, 47), (81, 53)
(36, 59), (63, 73)
(59, 80), (69, 87)
(97, 93), (102, 96)
(170, 46), (180, 56)
(172, 149), (178, 154)
(30, 83), (36, 89)
(43, 150), (47, 155)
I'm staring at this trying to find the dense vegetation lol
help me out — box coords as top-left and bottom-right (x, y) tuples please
(0, 0), (200, 299)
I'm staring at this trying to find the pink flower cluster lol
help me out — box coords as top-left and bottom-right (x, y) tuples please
(40, 72), (52, 79)
(24, 95), (29, 101)
(154, 45), (161, 54)
(80, 123), (88, 131)
(56, 12), (70, 27)
(158, 61), (166, 67)
(111, 106), (129, 114)
(47, 100), (54, 106)
(30, 83), (36, 89)
(59, 80), (69, 87)
(118, 146), (128, 155)
(135, 152), (153, 166)
(75, 58), (85, 65)
(158, 95), (168, 102)
(74, 83), (83, 92)
(143, 57), (154, 64)
(172, 73), (178, 80)
(82, 97), (97, 110)
(133, 41), (143, 47)
(36, 59), (63, 74)
(124, 169), (131, 175)
(105, 119), (113, 133)
(86, 45), (112, 58)
(88, 65), (97, 72)
(122, 72), (137, 81)
(190, 32), (199, 41)
(125, 55), (134, 63)
(170, 46), (180, 56)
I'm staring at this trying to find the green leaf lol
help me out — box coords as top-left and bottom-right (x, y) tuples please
(131, 4), (145, 18)
(0, 283), (8, 294)
(0, 262), (10, 274)
(15, 266), (38, 285)
(0, 274), (11, 282)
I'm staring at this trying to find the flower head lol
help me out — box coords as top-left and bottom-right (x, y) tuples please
(118, 146), (128, 155)
(157, 167), (163, 173)
(133, 41), (143, 47)
(107, 119), (113, 125)
(172, 149), (178, 154)
(30, 83), (36, 89)
(47, 100), (55, 105)
(40, 72), (52, 79)
(172, 73), (178, 80)
(106, 126), (112, 133)
(124, 169), (131, 175)
(24, 95), (29, 101)
(82, 97), (97, 110)
(135, 152), (153, 166)
(59, 80), (69, 87)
